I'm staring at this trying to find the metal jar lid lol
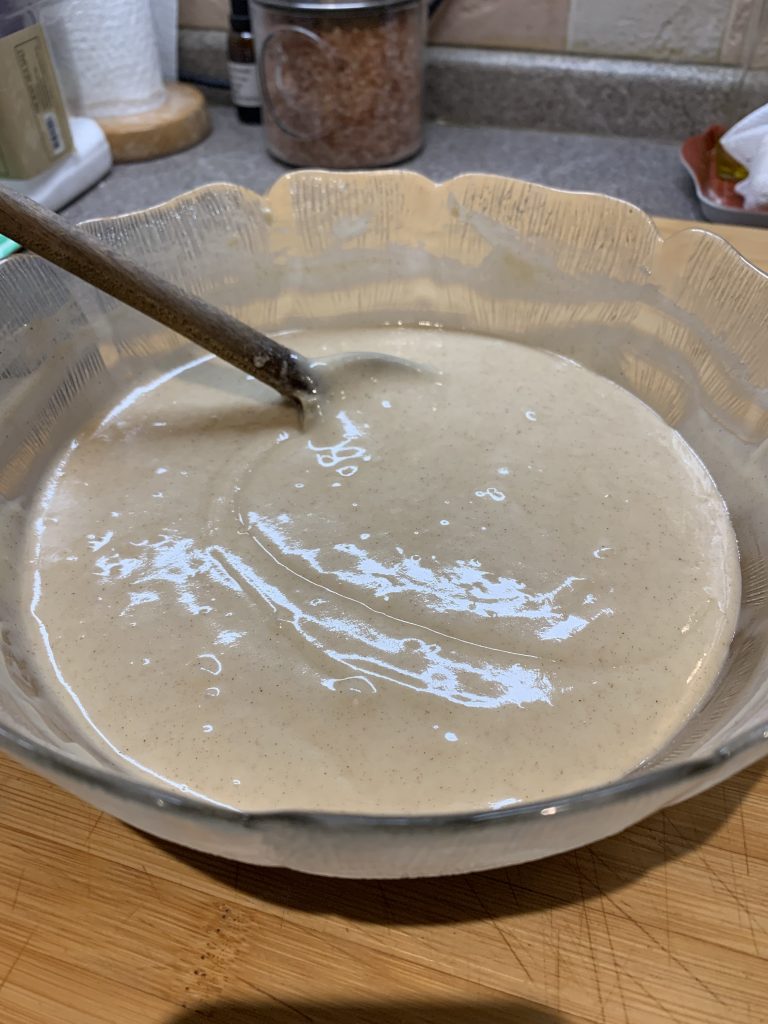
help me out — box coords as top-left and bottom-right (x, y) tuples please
(253, 0), (420, 12)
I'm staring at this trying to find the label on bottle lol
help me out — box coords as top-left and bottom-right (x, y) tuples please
(0, 23), (73, 179)
(228, 61), (260, 108)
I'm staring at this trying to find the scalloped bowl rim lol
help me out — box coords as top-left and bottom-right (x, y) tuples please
(1, 170), (767, 835)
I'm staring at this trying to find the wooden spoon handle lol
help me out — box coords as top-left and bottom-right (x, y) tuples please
(0, 187), (315, 404)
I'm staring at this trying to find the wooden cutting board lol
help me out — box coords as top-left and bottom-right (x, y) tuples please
(0, 216), (766, 1024)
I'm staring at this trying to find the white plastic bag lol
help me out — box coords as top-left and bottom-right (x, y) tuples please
(721, 102), (768, 210)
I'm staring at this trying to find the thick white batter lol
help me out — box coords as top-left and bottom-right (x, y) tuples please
(21, 328), (740, 813)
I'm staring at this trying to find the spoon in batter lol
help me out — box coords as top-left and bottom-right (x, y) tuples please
(0, 187), (317, 409)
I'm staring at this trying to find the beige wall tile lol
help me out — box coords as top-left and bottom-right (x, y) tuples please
(568, 0), (730, 63)
(721, 0), (758, 65)
(429, 0), (569, 52)
(180, 0), (229, 31)
(755, 34), (768, 68)
(722, 0), (768, 68)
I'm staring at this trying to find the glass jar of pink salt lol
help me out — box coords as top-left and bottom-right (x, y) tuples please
(252, 0), (426, 168)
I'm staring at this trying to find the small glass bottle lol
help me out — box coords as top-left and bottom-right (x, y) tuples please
(228, 0), (261, 124)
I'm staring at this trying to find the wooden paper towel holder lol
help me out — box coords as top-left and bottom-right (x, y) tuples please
(95, 83), (210, 163)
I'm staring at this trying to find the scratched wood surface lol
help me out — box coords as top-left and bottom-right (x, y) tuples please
(0, 216), (766, 1024)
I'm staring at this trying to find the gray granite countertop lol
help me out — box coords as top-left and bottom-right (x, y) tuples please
(64, 102), (701, 223)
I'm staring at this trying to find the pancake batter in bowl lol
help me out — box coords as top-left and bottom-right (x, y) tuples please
(17, 327), (740, 813)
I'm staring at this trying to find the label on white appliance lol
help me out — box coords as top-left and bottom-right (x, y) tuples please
(228, 61), (260, 107)
(0, 22), (73, 178)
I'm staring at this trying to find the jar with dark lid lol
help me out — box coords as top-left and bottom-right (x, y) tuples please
(251, 0), (425, 168)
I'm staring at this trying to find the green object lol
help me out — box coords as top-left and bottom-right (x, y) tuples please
(0, 234), (21, 259)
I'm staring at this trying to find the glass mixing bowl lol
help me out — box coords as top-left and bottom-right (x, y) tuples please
(1, 172), (767, 878)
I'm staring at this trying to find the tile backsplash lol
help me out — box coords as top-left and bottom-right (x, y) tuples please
(567, 0), (733, 63)
(428, 0), (570, 52)
(180, 0), (767, 67)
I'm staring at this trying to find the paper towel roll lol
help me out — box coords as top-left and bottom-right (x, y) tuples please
(152, 0), (179, 83)
(43, 0), (165, 118)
